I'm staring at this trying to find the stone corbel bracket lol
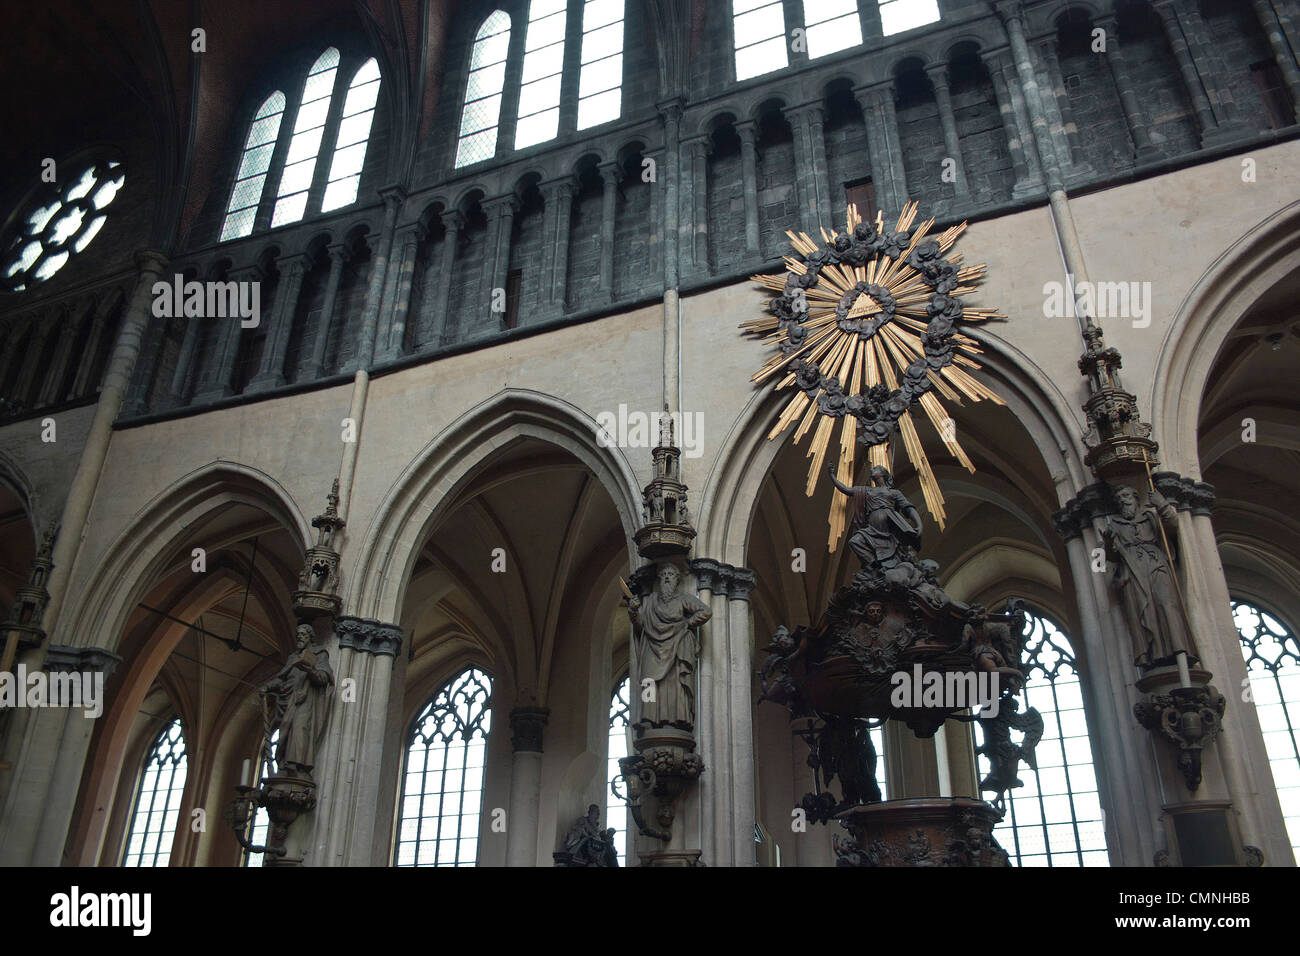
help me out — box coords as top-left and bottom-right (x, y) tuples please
(1134, 683), (1226, 791)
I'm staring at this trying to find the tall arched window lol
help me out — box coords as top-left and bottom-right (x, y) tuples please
(243, 729), (278, 867)
(975, 607), (1108, 866)
(607, 675), (631, 864)
(802, 0), (862, 59)
(395, 667), (494, 866)
(122, 718), (188, 867)
(221, 92), (286, 241)
(456, 12), (512, 168)
(733, 0), (788, 81)
(870, 723), (887, 799)
(1234, 599), (1300, 856)
(516, 0), (567, 148)
(273, 48), (340, 227)
(878, 0), (941, 36)
(321, 58), (381, 213)
(576, 0), (625, 130)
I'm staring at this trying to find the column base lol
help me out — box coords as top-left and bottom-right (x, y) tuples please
(192, 385), (234, 405)
(246, 371), (286, 392)
(1199, 122), (1255, 150)
(1011, 175), (1047, 200)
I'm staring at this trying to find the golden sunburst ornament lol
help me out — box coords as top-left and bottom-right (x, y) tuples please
(743, 201), (1006, 551)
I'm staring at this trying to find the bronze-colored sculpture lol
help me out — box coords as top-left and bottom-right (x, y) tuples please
(556, 804), (619, 867)
(627, 564), (711, 730)
(262, 625), (334, 776)
(1101, 485), (1194, 668)
(828, 464), (922, 575)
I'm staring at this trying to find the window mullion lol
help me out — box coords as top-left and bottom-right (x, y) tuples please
(496, 17), (530, 159)
(557, 0), (586, 136)
(257, 98), (299, 233)
(308, 60), (352, 216)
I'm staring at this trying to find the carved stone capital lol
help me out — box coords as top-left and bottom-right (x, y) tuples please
(686, 558), (757, 599)
(508, 706), (550, 753)
(43, 645), (123, 676)
(334, 617), (404, 657)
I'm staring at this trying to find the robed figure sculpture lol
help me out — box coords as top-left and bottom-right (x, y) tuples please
(827, 465), (923, 572)
(263, 625), (335, 775)
(627, 565), (711, 729)
(1102, 485), (1194, 668)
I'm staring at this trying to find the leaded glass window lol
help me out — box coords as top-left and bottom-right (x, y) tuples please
(243, 729), (278, 867)
(273, 48), (340, 227)
(607, 675), (631, 864)
(576, 0), (624, 130)
(878, 0), (941, 36)
(3, 159), (124, 292)
(122, 718), (188, 867)
(974, 608), (1108, 867)
(395, 668), (493, 866)
(516, 1), (567, 148)
(321, 58), (381, 213)
(870, 723), (887, 799)
(803, 0), (862, 59)
(221, 92), (285, 241)
(457, 12), (512, 167)
(1234, 599), (1300, 856)
(733, 0), (788, 81)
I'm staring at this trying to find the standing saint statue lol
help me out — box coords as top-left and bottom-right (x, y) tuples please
(263, 624), (335, 776)
(1101, 485), (1194, 668)
(627, 565), (711, 729)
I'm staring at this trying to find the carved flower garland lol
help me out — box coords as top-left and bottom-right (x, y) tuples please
(744, 202), (1006, 550)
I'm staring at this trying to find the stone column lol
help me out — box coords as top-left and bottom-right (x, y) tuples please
(1094, 16), (1162, 163)
(505, 707), (549, 866)
(0, 646), (121, 866)
(927, 64), (969, 200)
(307, 243), (351, 377)
(36, 309), (75, 406)
(1036, 37), (1093, 179)
(549, 182), (575, 311)
(356, 186), (404, 370)
(433, 211), (464, 344)
(681, 135), (711, 276)
(790, 104), (833, 232)
(995, 1), (1065, 192)
(166, 308), (202, 407)
(378, 223), (426, 362)
(598, 161), (622, 303)
(984, 50), (1038, 195)
(480, 195), (517, 331)
(249, 253), (309, 391)
(0, 259), (168, 868)
(735, 120), (762, 256)
(307, 617), (404, 866)
(193, 264), (263, 403)
(688, 559), (758, 867)
(1095, 16), (1162, 163)
(118, 305), (167, 418)
(1028, 36), (1078, 179)
(1153, 0), (1246, 146)
(1252, 0), (1300, 111)
(660, 98), (683, 415)
(68, 297), (117, 397)
(855, 83), (909, 214)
